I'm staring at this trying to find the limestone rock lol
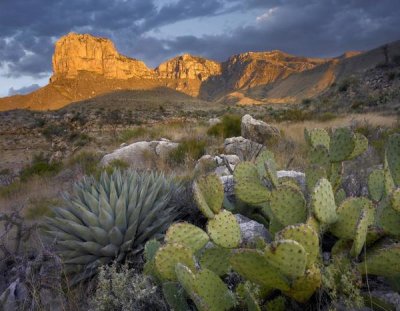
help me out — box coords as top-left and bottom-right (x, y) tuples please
(101, 140), (179, 169)
(51, 33), (155, 81)
(156, 54), (221, 81)
(277, 170), (306, 192)
(224, 136), (265, 161)
(235, 214), (272, 246)
(241, 114), (280, 144)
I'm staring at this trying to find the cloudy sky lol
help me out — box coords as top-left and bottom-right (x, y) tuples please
(1, 0), (400, 97)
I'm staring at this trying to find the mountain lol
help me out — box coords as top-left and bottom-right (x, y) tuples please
(0, 33), (399, 111)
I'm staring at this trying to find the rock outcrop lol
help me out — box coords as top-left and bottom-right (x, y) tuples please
(101, 139), (179, 169)
(156, 54), (221, 81)
(51, 33), (155, 82)
(241, 114), (280, 144)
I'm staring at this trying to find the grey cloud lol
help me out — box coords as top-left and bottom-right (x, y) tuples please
(0, 0), (399, 78)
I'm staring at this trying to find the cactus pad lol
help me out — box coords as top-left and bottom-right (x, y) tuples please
(335, 188), (346, 206)
(264, 157), (279, 188)
(283, 265), (322, 303)
(329, 127), (355, 162)
(390, 188), (400, 212)
(176, 264), (235, 311)
(386, 133), (400, 186)
(234, 162), (270, 205)
(162, 282), (189, 311)
(269, 185), (307, 226)
(348, 133), (368, 160)
(350, 209), (369, 258)
(311, 178), (338, 224)
(207, 210), (241, 248)
(255, 150), (275, 177)
(384, 155), (396, 195)
(329, 162), (343, 192)
(165, 222), (209, 253)
(358, 241), (400, 277)
(368, 169), (385, 202)
(155, 243), (196, 281)
(306, 166), (327, 192)
(199, 246), (232, 276)
(309, 145), (330, 169)
(307, 128), (330, 149)
(194, 174), (224, 218)
(377, 199), (400, 236)
(330, 197), (374, 239)
(264, 240), (307, 278)
(230, 249), (290, 291)
(276, 224), (319, 267)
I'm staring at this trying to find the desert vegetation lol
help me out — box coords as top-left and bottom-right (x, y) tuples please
(1, 107), (400, 310)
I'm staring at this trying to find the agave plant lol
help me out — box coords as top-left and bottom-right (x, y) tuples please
(43, 169), (182, 284)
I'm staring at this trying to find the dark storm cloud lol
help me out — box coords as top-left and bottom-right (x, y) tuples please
(8, 84), (40, 96)
(0, 0), (399, 77)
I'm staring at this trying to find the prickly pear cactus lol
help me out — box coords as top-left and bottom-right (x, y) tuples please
(305, 128), (330, 149)
(264, 240), (307, 278)
(269, 185), (307, 227)
(283, 265), (322, 303)
(330, 197), (374, 240)
(386, 133), (400, 186)
(194, 174), (224, 218)
(311, 178), (338, 224)
(199, 246), (232, 276)
(207, 210), (241, 248)
(376, 198), (400, 236)
(350, 209), (370, 258)
(155, 243), (196, 281)
(175, 264), (236, 311)
(165, 222), (209, 253)
(276, 224), (319, 267)
(348, 133), (368, 160)
(390, 188), (400, 212)
(230, 249), (290, 291)
(329, 127), (355, 162)
(368, 169), (385, 202)
(358, 240), (400, 277)
(234, 162), (270, 205)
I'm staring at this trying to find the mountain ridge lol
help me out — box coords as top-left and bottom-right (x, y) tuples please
(1, 32), (399, 111)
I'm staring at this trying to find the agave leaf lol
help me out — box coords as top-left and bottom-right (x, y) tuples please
(109, 226), (124, 246)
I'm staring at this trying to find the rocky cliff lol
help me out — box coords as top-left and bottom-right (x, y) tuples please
(1, 33), (398, 111)
(51, 33), (155, 81)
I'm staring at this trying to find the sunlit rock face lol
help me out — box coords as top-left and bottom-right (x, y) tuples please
(51, 33), (155, 81)
(155, 54), (222, 81)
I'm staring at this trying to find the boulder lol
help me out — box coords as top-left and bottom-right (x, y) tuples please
(195, 154), (240, 177)
(208, 118), (221, 126)
(235, 214), (272, 246)
(241, 114), (280, 144)
(277, 170), (306, 192)
(101, 140), (179, 169)
(224, 137), (265, 161)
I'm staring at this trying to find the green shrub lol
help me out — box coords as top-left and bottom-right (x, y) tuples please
(207, 114), (241, 138)
(118, 127), (147, 142)
(69, 151), (102, 176)
(168, 138), (206, 165)
(41, 123), (68, 139)
(90, 263), (167, 311)
(20, 153), (62, 182)
(104, 159), (130, 175)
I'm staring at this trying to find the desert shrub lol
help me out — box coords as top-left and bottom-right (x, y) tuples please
(25, 198), (59, 220)
(20, 153), (62, 182)
(68, 151), (102, 176)
(104, 159), (130, 175)
(68, 132), (91, 147)
(207, 114), (241, 138)
(271, 109), (312, 122)
(316, 112), (336, 122)
(168, 138), (206, 165)
(117, 127), (147, 142)
(337, 77), (357, 92)
(392, 54), (400, 66)
(90, 263), (167, 311)
(41, 123), (69, 139)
